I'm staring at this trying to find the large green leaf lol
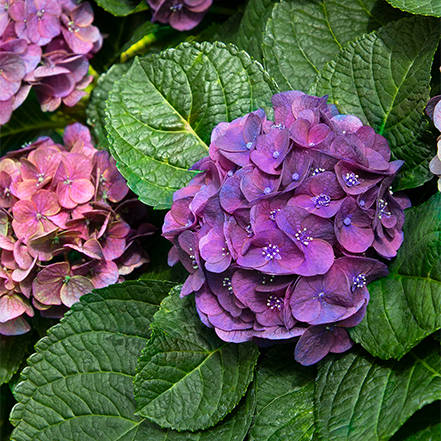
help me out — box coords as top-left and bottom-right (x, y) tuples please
(0, 335), (31, 386)
(262, 0), (406, 93)
(134, 286), (260, 431)
(391, 400), (441, 441)
(86, 63), (132, 150)
(106, 41), (277, 210)
(93, 0), (147, 17)
(350, 192), (441, 360)
(248, 346), (316, 441)
(315, 341), (441, 441)
(9, 280), (175, 441)
(312, 15), (441, 190)
(234, 0), (277, 62)
(386, 0), (441, 17)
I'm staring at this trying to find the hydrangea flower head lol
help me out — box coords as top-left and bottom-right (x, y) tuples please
(0, 0), (102, 125)
(163, 91), (409, 365)
(0, 124), (156, 335)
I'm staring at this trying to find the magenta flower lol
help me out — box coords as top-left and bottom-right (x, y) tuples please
(148, 0), (213, 31)
(61, 2), (100, 54)
(52, 153), (95, 209)
(25, 0), (62, 45)
(12, 189), (61, 242)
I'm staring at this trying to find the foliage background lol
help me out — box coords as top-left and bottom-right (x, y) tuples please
(1, 0), (440, 439)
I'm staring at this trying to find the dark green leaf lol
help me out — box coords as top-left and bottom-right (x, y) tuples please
(0, 335), (31, 386)
(106, 41), (277, 210)
(249, 346), (316, 441)
(118, 21), (159, 56)
(315, 341), (441, 441)
(93, 0), (146, 17)
(0, 91), (73, 155)
(86, 63), (132, 150)
(262, 0), (406, 93)
(9, 280), (175, 441)
(386, 0), (441, 17)
(134, 286), (260, 431)
(212, 12), (244, 45)
(126, 382), (257, 441)
(391, 401), (441, 441)
(350, 192), (441, 359)
(312, 15), (441, 190)
(235, 0), (276, 61)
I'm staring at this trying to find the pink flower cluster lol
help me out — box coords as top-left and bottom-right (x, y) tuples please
(0, 0), (102, 125)
(0, 123), (156, 335)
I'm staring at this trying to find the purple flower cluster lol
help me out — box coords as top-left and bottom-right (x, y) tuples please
(163, 91), (411, 365)
(146, 0), (212, 31)
(0, 0), (102, 125)
(0, 123), (155, 336)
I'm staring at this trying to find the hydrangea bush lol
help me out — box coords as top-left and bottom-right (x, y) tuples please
(1, 0), (440, 440)
(0, 0), (102, 125)
(0, 123), (155, 335)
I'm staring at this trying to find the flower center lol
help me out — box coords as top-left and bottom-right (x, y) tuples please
(312, 167), (325, 176)
(343, 217), (352, 226)
(37, 9), (45, 18)
(262, 243), (281, 261)
(222, 277), (233, 292)
(267, 295), (284, 310)
(271, 123), (285, 130)
(170, 3), (183, 10)
(188, 247), (198, 269)
(272, 150), (280, 159)
(352, 274), (367, 291)
(294, 227), (313, 245)
(269, 209), (280, 221)
(263, 186), (272, 195)
(312, 193), (331, 209)
(246, 141), (253, 150)
(292, 172), (300, 181)
(378, 199), (391, 219)
(343, 172), (360, 187)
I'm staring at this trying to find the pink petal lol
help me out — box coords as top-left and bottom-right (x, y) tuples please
(68, 179), (94, 204)
(0, 315), (31, 335)
(60, 275), (93, 307)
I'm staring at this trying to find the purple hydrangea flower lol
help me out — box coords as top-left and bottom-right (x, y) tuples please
(163, 90), (408, 365)
(147, 0), (213, 31)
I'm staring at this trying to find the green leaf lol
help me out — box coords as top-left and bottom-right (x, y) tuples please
(262, 0), (406, 93)
(248, 346), (316, 441)
(315, 341), (441, 441)
(0, 91), (73, 155)
(86, 63), (132, 150)
(125, 382), (257, 441)
(106, 41), (277, 210)
(0, 335), (31, 386)
(234, 0), (276, 62)
(386, 0), (441, 17)
(350, 192), (441, 360)
(212, 12), (244, 46)
(391, 401), (441, 441)
(312, 15), (441, 190)
(134, 286), (260, 431)
(9, 280), (175, 441)
(93, 0), (146, 17)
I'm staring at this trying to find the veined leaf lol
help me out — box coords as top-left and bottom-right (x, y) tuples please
(315, 341), (441, 441)
(249, 346), (316, 441)
(0, 335), (30, 386)
(9, 281), (175, 440)
(262, 0), (406, 93)
(134, 286), (260, 431)
(93, 0), (147, 17)
(386, 0), (441, 17)
(350, 192), (441, 360)
(235, 0), (277, 61)
(106, 41), (277, 209)
(86, 63), (132, 150)
(312, 15), (441, 190)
